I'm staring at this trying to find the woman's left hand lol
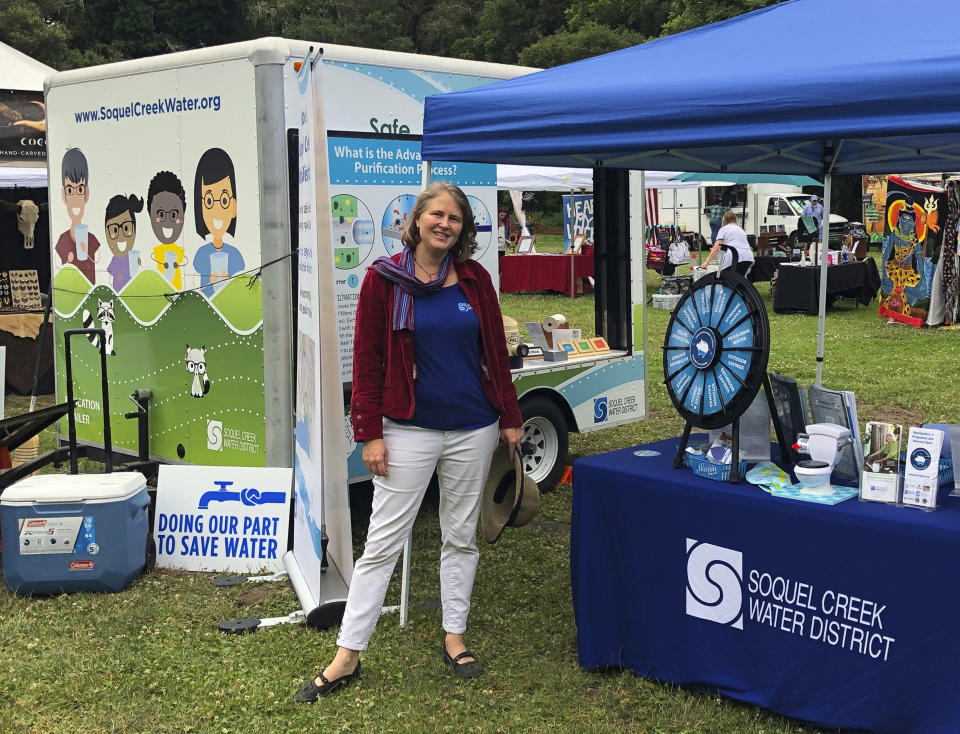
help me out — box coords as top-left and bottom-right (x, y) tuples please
(500, 426), (523, 461)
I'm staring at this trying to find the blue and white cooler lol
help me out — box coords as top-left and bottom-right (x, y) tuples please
(1, 473), (149, 595)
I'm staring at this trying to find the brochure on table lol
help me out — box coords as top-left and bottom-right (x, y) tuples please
(902, 427), (944, 510)
(860, 422), (902, 503)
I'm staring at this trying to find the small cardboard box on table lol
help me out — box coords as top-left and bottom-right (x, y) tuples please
(1, 473), (149, 595)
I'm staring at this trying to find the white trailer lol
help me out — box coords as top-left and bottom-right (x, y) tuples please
(43, 38), (657, 623)
(659, 183), (847, 246)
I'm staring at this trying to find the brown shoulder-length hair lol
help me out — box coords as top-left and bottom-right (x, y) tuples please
(401, 181), (477, 262)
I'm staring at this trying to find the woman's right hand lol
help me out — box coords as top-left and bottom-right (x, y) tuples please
(363, 439), (389, 477)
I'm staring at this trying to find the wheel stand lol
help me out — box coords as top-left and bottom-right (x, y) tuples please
(673, 373), (794, 483)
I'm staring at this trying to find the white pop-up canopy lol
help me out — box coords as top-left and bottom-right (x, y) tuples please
(0, 41), (54, 90)
(497, 165), (698, 192)
(496, 165), (698, 234)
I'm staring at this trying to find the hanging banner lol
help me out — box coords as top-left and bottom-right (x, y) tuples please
(286, 49), (353, 619)
(154, 465), (291, 573)
(0, 90), (46, 163)
(562, 194), (594, 251)
(878, 176), (946, 327)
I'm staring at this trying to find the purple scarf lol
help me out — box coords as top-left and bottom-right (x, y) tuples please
(370, 248), (452, 330)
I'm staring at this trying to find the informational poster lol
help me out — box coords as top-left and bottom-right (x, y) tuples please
(320, 61), (500, 384)
(562, 194), (594, 251)
(287, 49), (353, 616)
(46, 58), (267, 465)
(292, 52), (328, 595)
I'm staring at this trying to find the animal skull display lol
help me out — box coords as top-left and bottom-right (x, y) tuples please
(1, 198), (44, 249)
(16, 200), (40, 249)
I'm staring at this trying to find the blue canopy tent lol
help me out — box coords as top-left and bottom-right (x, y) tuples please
(422, 0), (960, 383)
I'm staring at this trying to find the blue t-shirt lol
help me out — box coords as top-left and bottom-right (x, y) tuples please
(392, 283), (498, 431)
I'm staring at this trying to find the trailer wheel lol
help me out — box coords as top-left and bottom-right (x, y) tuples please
(520, 396), (568, 493)
(788, 230), (798, 248)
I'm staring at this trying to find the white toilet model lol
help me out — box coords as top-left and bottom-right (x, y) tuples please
(792, 423), (852, 494)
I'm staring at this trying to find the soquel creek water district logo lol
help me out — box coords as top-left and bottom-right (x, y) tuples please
(685, 539), (896, 662)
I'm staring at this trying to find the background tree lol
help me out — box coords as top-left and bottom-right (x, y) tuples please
(565, 0), (671, 38)
(518, 22), (644, 67)
(0, 0), (80, 69)
(662, 0), (781, 35)
(453, 0), (573, 63)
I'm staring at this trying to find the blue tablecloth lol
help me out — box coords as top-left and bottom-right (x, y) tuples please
(572, 437), (960, 734)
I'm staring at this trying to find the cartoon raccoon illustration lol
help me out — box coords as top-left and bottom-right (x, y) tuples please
(80, 299), (116, 356)
(186, 344), (210, 397)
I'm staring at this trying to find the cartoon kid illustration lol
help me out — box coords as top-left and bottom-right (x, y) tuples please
(193, 148), (244, 297)
(55, 147), (102, 285)
(104, 194), (143, 291)
(147, 171), (188, 290)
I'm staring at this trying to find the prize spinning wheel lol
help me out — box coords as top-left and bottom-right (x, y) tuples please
(662, 253), (784, 481)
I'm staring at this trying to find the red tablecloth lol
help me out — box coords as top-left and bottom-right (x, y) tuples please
(499, 254), (594, 297)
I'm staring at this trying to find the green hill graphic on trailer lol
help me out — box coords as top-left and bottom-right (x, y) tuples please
(54, 273), (265, 466)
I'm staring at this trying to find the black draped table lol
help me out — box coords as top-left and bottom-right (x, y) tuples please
(748, 255), (789, 283)
(773, 259), (881, 314)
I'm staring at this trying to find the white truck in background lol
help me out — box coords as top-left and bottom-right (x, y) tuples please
(659, 183), (848, 247)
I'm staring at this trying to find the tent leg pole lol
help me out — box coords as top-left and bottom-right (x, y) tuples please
(422, 160), (432, 190)
(815, 171), (832, 385)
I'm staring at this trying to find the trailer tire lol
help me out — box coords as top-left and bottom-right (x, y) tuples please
(520, 396), (568, 493)
(788, 230), (798, 248)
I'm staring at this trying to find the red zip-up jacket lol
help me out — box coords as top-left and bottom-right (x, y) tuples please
(351, 254), (522, 442)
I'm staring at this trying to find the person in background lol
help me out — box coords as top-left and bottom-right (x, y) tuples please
(497, 207), (511, 259)
(802, 194), (825, 260)
(701, 209), (755, 276)
(294, 181), (523, 703)
(708, 198), (729, 243)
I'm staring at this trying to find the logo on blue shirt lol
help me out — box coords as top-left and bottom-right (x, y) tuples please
(458, 302), (473, 312)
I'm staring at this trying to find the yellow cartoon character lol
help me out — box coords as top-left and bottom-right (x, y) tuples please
(147, 171), (188, 290)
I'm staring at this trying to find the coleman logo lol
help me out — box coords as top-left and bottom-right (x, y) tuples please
(27, 519), (46, 527)
(685, 538), (743, 629)
(69, 561), (95, 571)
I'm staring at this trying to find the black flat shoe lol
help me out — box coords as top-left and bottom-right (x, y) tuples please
(443, 645), (484, 679)
(293, 661), (361, 702)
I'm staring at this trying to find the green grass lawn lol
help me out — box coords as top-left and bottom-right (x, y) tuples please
(0, 251), (946, 733)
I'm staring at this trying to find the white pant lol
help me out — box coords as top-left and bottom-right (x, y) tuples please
(336, 418), (500, 651)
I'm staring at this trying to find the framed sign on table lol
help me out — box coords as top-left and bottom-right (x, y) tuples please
(516, 234), (536, 254)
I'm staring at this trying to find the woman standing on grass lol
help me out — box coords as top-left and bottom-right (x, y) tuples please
(294, 181), (523, 702)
